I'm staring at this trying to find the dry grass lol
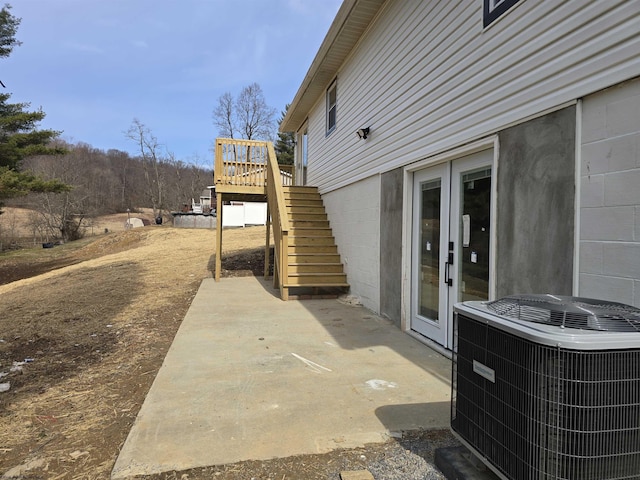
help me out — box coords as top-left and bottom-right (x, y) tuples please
(0, 222), (267, 479)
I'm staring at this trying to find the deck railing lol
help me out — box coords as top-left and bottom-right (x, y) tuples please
(214, 138), (293, 190)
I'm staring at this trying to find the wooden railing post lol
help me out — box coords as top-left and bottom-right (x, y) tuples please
(214, 139), (223, 187)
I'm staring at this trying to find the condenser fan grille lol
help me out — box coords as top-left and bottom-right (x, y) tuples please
(487, 294), (640, 332)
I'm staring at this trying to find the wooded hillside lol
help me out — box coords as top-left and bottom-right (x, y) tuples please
(22, 140), (211, 214)
(2, 140), (212, 246)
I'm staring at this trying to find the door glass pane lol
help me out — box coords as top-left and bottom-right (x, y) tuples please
(419, 179), (441, 321)
(458, 168), (491, 302)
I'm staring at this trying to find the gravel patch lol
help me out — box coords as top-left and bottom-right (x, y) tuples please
(367, 430), (459, 480)
(137, 429), (461, 480)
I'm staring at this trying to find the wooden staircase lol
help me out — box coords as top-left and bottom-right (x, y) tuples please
(280, 185), (349, 299)
(212, 138), (348, 300)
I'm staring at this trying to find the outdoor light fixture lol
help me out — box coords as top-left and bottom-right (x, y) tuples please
(356, 127), (370, 140)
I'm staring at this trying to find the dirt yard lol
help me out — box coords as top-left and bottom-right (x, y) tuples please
(0, 222), (269, 479)
(0, 217), (456, 479)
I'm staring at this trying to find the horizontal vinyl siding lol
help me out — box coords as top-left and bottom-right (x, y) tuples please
(306, 0), (640, 192)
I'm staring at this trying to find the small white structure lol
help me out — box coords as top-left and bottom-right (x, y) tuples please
(125, 218), (145, 229)
(222, 202), (267, 227)
(200, 187), (214, 211)
(191, 198), (203, 214)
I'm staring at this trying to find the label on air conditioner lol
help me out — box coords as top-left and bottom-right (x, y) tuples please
(473, 360), (495, 383)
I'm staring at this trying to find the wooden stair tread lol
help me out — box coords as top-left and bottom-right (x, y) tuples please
(289, 234), (334, 237)
(290, 226), (332, 229)
(288, 253), (340, 257)
(288, 212), (326, 216)
(289, 230), (333, 236)
(288, 273), (347, 278)
(286, 272), (347, 285)
(289, 262), (343, 266)
(289, 241), (336, 247)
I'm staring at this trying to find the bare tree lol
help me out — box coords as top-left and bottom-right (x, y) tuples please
(213, 92), (236, 139)
(212, 83), (276, 141)
(125, 119), (166, 218)
(0, 209), (21, 249)
(236, 83), (276, 140)
(26, 150), (91, 242)
(108, 148), (132, 210)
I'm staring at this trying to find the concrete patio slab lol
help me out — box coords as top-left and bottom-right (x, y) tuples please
(111, 277), (452, 479)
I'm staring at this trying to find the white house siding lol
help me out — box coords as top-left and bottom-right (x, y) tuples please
(321, 175), (381, 311)
(580, 78), (640, 307)
(305, 0), (640, 193)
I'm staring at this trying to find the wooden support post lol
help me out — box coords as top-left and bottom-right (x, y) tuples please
(273, 258), (279, 289)
(280, 232), (289, 301)
(264, 203), (271, 279)
(215, 193), (223, 281)
(273, 234), (281, 289)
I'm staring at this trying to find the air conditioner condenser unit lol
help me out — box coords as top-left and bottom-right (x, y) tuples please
(452, 294), (640, 480)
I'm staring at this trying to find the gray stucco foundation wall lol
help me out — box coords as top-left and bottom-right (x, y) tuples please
(380, 168), (403, 327)
(496, 106), (576, 298)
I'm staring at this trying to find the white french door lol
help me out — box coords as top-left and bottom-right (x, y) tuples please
(410, 149), (493, 349)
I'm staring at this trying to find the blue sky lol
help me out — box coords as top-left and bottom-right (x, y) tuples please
(4, 0), (341, 166)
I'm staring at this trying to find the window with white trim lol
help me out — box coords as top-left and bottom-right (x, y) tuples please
(326, 80), (337, 135)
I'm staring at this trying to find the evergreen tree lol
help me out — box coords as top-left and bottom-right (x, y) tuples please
(0, 2), (20, 59)
(275, 105), (295, 165)
(0, 166), (68, 205)
(0, 4), (67, 211)
(0, 93), (65, 170)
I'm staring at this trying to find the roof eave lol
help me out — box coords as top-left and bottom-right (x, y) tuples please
(279, 0), (386, 133)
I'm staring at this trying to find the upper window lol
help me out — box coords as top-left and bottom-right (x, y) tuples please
(483, 0), (520, 28)
(326, 80), (337, 135)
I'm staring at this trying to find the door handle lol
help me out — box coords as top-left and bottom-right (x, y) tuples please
(444, 241), (454, 287)
(444, 262), (453, 287)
